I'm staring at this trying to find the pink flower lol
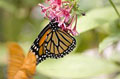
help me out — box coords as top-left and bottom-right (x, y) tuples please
(38, 0), (78, 36)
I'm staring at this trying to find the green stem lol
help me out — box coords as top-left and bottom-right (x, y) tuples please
(109, 0), (120, 18)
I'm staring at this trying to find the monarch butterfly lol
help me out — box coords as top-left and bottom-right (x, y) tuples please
(30, 19), (76, 64)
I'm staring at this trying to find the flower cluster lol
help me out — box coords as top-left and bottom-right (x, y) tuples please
(38, 0), (78, 36)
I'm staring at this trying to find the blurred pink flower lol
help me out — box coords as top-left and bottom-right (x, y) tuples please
(38, 0), (78, 36)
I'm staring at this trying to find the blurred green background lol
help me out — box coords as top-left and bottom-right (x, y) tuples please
(0, 0), (120, 79)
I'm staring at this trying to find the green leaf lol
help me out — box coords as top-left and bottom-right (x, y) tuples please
(110, 18), (120, 33)
(99, 33), (120, 53)
(37, 54), (119, 78)
(77, 6), (120, 33)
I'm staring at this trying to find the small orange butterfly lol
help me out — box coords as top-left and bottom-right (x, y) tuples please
(8, 43), (36, 79)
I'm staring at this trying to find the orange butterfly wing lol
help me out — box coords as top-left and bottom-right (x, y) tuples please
(30, 20), (76, 64)
(8, 43), (36, 79)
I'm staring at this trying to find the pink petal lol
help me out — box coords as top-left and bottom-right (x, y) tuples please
(58, 17), (65, 26)
(56, 0), (62, 6)
(70, 30), (79, 36)
(38, 4), (50, 13)
(72, 15), (78, 36)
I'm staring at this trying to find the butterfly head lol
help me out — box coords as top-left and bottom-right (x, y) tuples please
(49, 19), (59, 32)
